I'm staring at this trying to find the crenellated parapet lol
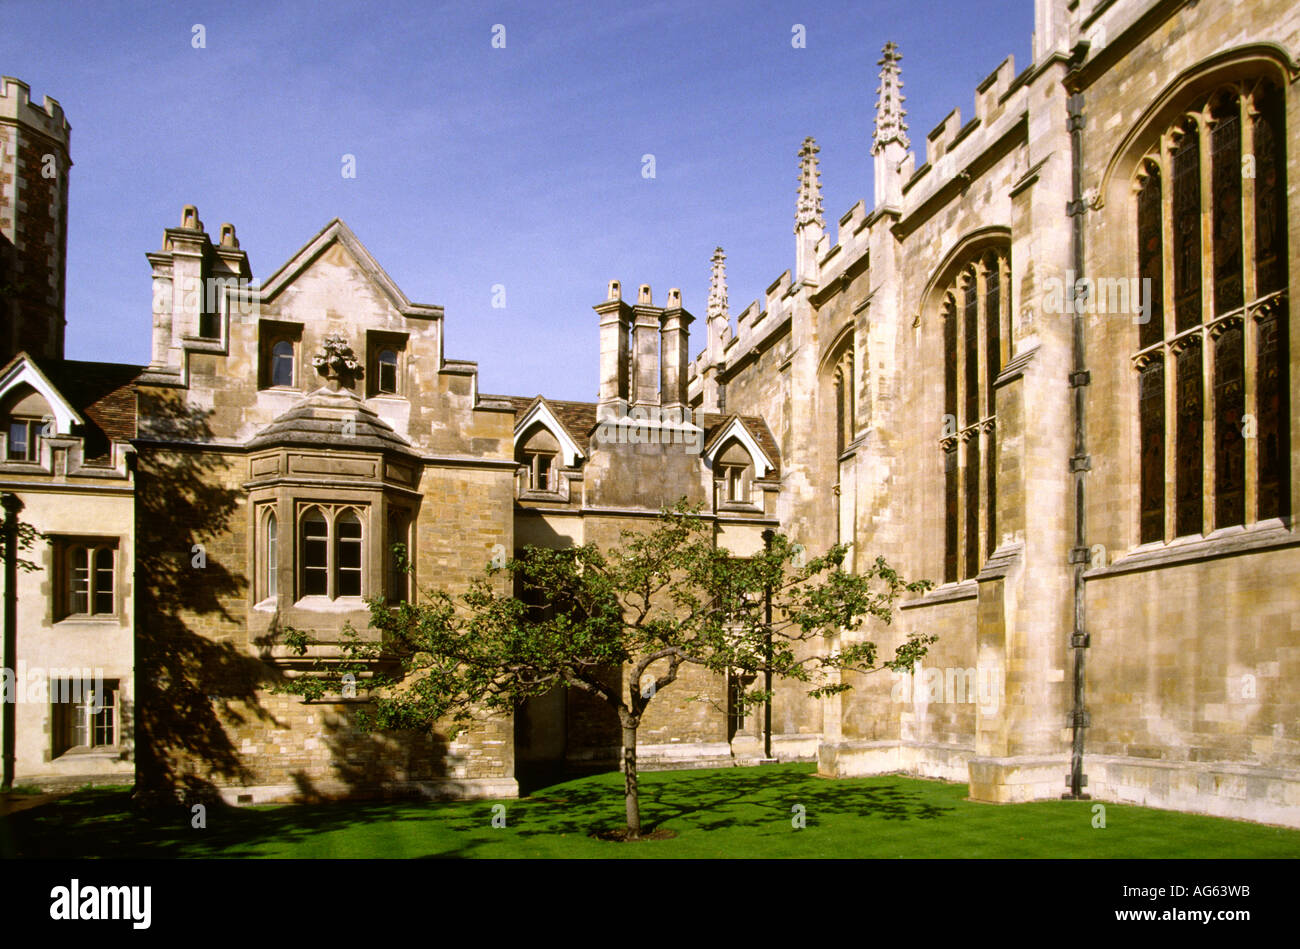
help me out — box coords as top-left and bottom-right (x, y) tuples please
(0, 76), (73, 363)
(0, 76), (71, 145)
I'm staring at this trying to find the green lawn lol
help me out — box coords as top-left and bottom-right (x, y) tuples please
(3, 763), (1298, 858)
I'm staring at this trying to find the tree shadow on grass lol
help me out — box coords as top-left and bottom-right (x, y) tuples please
(0, 767), (955, 859)
(444, 766), (956, 841)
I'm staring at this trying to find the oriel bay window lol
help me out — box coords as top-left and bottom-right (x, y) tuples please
(298, 504), (366, 600)
(939, 248), (1009, 583)
(1133, 78), (1289, 543)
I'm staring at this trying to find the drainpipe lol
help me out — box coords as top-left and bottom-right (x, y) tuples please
(1063, 52), (1093, 801)
(2, 492), (22, 791)
(762, 528), (774, 761)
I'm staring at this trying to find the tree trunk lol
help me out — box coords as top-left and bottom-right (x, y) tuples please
(620, 713), (641, 838)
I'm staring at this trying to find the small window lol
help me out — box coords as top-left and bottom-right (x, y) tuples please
(301, 509), (328, 596)
(271, 340), (294, 387)
(377, 349), (398, 394)
(52, 679), (119, 756)
(529, 452), (555, 491)
(335, 510), (363, 597)
(265, 511), (278, 600)
(727, 466), (744, 502)
(387, 511), (409, 604)
(7, 418), (40, 462)
(60, 541), (116, 618)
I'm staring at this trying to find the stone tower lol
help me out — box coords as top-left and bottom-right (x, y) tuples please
(0, 76), (71, 364)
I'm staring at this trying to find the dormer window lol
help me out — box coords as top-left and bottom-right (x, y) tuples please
(2, 384), (53, 463)
(529, 451), (555, 491)
(517, 424), (562, 494)
(7, 417), (40, 461)
(715, 439), (753, 505)
(726, 465), (744, 502)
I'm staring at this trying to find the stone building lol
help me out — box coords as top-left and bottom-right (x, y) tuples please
(1, 0), (1298, 826)
(686, 0), (1300, 826)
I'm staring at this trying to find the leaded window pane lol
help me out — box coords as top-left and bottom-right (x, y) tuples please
(1254, 83), (1288, 298)
(1175, 341), (1204, 537)
(944, 445), (958, 584)
(963, 277), (979, 426)
(1213, 324), (1245, 527)
(1137, 168), (1164, 348)
(964, 437), (980, 579)
(1139, 359), (1166, 544)
(1211, 100), (1243, 315)
(93, 547), (113, 614)
(1257, 310), (1289, 519)
(1173, 125), (1202, 332)
(336, 512), (362, 597)
(302, 512), (328, 596)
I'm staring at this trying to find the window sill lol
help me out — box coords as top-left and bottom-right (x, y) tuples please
(55, 747), (125, 760)
(901, 579), (978, 609)
(292, 596), (368, 612)
(1088, 519), (1297, 578)
(54, 615), (122, 626)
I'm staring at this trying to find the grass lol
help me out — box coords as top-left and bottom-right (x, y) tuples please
(2, 763), (1297, 858)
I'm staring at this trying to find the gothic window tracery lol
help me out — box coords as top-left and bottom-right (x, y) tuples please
(939, 247), (1009, 583)
(1133, 78), (1289, 542)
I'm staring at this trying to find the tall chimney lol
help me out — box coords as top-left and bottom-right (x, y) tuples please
(594, 279), (632, 414)
(659, 288), (693, 410)
(631, 284), (660, 408)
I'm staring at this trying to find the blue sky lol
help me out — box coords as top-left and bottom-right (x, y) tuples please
(1, 0), (1031, 401)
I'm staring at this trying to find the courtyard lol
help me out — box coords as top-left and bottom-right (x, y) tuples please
(3, 763), (1297, 859)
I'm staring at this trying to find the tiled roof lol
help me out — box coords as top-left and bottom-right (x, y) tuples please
(35, 357), (141, 460)
(487, 394), (780, 477)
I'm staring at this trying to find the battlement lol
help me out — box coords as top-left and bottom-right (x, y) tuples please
(0, 76), (71, 143)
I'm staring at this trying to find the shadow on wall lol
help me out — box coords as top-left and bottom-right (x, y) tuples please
(133, 400), (268, 806)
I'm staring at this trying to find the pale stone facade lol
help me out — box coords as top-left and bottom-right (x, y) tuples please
(2, 0), (1298, 826)
(685, 0), (1300, 826)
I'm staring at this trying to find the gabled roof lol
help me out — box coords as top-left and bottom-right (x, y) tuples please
(493, 395), (599, 449)
(0, 353), (140, 462)
(255, 218), (443, 319)
(510, 396), (588, 467)
(701, 414), (777, 478)
(247, 386), (416, 456)
(489, 394), (781, 477)
(0, 352), (84, 434)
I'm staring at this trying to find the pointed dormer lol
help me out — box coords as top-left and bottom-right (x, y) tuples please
(872, 41), (909, 210)
(795, 137), (824, 284)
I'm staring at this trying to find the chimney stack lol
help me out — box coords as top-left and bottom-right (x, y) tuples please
(631, 284), (660, 408)
(659, 288), (693, 410)
(594, 279), (632, 413)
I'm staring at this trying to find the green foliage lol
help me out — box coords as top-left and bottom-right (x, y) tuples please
(272, 499), (935, 735)
(0, 519), (48, 574)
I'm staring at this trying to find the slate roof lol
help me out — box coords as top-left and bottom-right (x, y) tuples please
(488, 394), (781, 478)
(248, 386), (416, 455)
